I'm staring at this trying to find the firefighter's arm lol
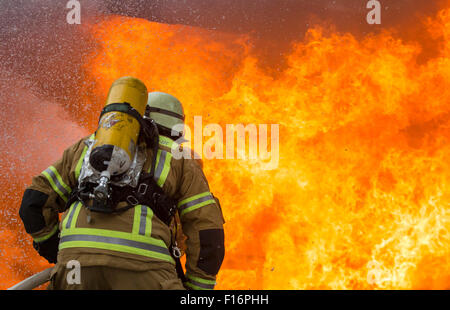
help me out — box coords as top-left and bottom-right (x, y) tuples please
(19, 138), (85, 263)
(177, 159), (225, 290)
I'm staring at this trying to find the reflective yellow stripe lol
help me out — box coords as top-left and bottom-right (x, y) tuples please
(42, 166), (71, 202)
(75, 147), (87, 179)
(158, 135), (176, 149)
(62, 202), (79, 229)
(49, 166), (71, 193)
(132, 205), (142, 235)
(142, 206), (153, 237)
(132, 205), (153, 237)
(178, 192), (216, 217)
(59, 240), (173, 263)
(70, 202), (82, 229)
(185, 273), (216, 290)
(59, 227), (174, 263)
(147, 135), (175, 187)
(151, 149), (172, 188)
(157, 150), (172, 187)
(60, 227), (170, 251)
(33, 224), (59, 243)
(184, 282), (213, 290)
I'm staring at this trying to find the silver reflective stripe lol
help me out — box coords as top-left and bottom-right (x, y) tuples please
(154, 150), (167, 180)
(179, 194), (214, 212)
(139, 206), (147, 236)
(44, 167), (70, 199)
(65, 202), (80, 229)
(187, 278), (215, 290)
(60, 234), (171, 256)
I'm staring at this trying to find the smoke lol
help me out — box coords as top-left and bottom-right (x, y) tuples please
(0, 0), (447, 112)
(104, 0), (447, 69)
(104, 0), (443, 34)
(0, 1), (94, 287)
(0, 0), (94, 233)
(0, 65), (87, 289)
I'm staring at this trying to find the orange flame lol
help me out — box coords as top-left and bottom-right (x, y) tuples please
(79, 6), (450, 289)
(3, 3), (450, 290)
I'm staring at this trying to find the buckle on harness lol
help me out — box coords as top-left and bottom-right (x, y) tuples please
(126, 195), (139, 206)
(138, 183), (148, 195)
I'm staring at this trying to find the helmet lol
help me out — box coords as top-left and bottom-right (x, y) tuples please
(145, 92), (185, 136)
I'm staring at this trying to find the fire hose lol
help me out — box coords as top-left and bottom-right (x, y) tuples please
(7, 267), (53, 290)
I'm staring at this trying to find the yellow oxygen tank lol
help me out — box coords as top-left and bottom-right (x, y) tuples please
(89, 76), (148, 177)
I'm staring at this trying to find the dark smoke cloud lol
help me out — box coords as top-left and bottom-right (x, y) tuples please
(104, 0), (442, 35)
(0, 0), (104, 126)
(103, 0), (446, 69)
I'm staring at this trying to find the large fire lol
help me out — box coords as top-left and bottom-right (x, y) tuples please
(2, 3), (450, 290)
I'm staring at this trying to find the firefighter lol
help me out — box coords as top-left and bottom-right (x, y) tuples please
(18, 77), (225, 290)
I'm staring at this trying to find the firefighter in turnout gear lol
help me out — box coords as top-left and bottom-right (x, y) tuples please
(18, 77), (225, 290)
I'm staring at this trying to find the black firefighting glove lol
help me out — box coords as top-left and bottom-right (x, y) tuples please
(32, 230), (60, 264)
